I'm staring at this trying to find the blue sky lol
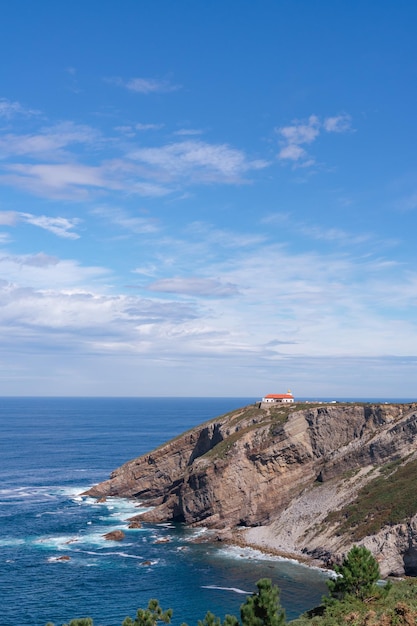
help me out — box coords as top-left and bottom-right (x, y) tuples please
(1, 1), (417, 397)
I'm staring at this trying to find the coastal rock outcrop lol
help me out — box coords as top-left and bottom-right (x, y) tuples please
(103, 530), (125, 541)
(85, 402), (417, 576)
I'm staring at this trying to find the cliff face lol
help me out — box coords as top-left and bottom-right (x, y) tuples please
(85, 402), (417, 576)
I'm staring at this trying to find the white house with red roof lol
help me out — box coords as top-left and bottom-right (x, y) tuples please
(261, 390), (294, 404)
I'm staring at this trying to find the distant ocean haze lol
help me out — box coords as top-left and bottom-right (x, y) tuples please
(0, 397), (329, 625)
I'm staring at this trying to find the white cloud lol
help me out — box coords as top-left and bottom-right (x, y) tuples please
(132, 264), (159, 277)
(129, 140), (268, 183)
(277, 144), (307, 161)
(114, 123), (164, 136)
(0, 226), (417, 397)
(0, 122), (263, 198)
(64, 67), (81, 94)
(126, 77), (180, 93)
(0, 159), (173, 200)
(130, 181), (172, 196)
(147, 277), (239, 297)
(299, 224), (372, 245)
(174, 128), (204, 136)
(114, 125), (136, 137)
(277, 113), (352, 166)
(262, 213), (375, 247)
(205, 245), (417, 359)
(185, 221), (266, 248)
(21, 214), (81, 239)
(279, 115), (320, 145)
(0, 276), (199, 355)
(0, 97), (39, 119)
(19, 252), (60, 267)
(134, 222), (417, 363)
(3, 247), (415, 360)
(0, 254), (109, 291)
(1, 163), (110, 199)
(0, 211), (19, 226)
(0, 210), (81, 239)
(261, 212), (291, 225)
(135, 122), (164, 131)
(397, 191), (417, 212)
(107, 76), (181, 94)
(323, 113), (352, 133)
(0, 122), (100, 158)
(93, 206), (159, 234)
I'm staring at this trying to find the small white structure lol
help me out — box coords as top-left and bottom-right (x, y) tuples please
(261, 390), (294, 404)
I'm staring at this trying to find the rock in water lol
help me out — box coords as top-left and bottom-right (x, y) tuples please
(103, 530), (125, 541)
(128, 520), (142, 528)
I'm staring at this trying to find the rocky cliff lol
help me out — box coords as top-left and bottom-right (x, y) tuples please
(85, 402), (417, 577)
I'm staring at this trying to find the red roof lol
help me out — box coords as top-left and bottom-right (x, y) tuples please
(264, 393), (293, 399)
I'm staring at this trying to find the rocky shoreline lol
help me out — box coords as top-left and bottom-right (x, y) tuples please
(203, 527), (324, 569)
(86, 402), (417, 577)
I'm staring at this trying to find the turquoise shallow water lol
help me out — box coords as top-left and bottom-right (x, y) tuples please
(0, 397), (329, 626)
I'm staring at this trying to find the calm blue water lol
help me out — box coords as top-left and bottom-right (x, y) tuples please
(0, 397), (329, 626)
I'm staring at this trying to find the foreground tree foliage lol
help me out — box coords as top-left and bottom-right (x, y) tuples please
(123, 599), (173, 626)
(46, 579), (284, 626)
(291, 577), (417, 625)
(240, 578), (286, 626)
(46, 566), (417, 626)
(326, 545), (380, 601)
(196, 611), (239, 626)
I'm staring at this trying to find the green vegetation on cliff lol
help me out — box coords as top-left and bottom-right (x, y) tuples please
(201, 402), (324, 460)
(326, 456), (417, 540)
(291, 578), (417, 625)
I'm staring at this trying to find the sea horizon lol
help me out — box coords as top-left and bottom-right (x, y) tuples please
(1, 395), (415, 401)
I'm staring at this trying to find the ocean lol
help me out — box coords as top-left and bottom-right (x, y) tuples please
(0, 397), (332, 626)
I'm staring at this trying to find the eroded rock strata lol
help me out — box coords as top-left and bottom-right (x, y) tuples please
(85, 402), (417, 576)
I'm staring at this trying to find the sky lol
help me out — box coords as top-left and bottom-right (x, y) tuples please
(1, 1), (417, 398)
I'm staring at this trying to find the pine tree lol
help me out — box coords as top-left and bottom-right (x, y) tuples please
(240, 578), (286, 626)
(123, 599), (173, 626)
(196, 611), (239, 626)
(327, 545), (380, 601)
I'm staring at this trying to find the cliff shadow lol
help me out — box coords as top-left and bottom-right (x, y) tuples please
(187, 425), (223, 465)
